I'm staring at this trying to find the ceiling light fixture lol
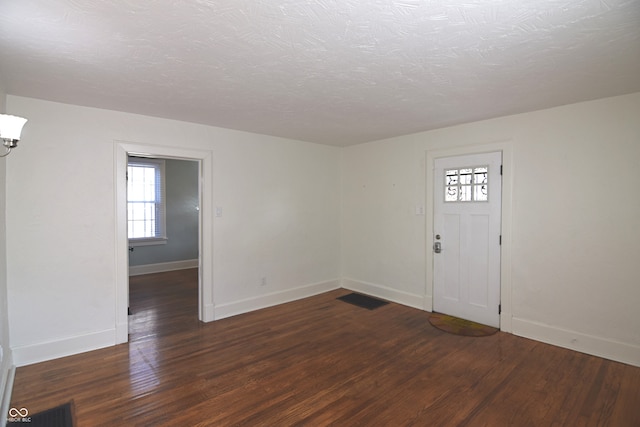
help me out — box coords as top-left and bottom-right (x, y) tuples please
(0, 114), (28, 157)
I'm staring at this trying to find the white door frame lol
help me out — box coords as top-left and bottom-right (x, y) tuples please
(114, 141), (214, 344)
(426, 141), (513, 332)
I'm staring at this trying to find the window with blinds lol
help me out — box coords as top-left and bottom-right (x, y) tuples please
(127, 157), (167, 244)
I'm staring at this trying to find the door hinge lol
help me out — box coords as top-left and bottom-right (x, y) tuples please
(499, 235), (502, 245)
(498, 304), (501, 315)
(500, 165), (503, 175)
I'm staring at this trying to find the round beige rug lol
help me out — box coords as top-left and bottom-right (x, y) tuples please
(429, 312), (498, 337)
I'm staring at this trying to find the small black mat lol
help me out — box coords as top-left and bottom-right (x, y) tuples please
(337, 293), (389, 310)
(8, 402), (74, 427)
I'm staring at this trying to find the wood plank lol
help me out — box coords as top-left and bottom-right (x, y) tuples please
(9, 269), (640, 426)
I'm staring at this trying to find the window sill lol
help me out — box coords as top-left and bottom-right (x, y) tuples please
(129, 237), (168, 247)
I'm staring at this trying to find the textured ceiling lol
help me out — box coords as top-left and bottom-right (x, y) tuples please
(0, 0), (639, 146)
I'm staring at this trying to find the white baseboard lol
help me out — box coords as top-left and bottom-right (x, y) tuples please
(115, 320), (128, 345)
(341, 278), (426, 310)
(11, 329), (116, 367)
(512, 317), (640, 368)
(128, 259), (199, 276)
(214, 279), (341, 320)
(202, 303), (215, 323)
(0, 346), (12, 404)
(0, 357), (14, 427)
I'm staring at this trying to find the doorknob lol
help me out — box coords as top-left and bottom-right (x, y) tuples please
(434, 242), (441, 253)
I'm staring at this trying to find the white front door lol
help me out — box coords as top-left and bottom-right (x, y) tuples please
(433, 152), (502, 327)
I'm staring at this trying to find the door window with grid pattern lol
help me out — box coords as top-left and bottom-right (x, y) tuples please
(444, 166), (489, 202)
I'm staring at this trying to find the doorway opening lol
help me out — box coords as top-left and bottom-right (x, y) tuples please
(127, 156), (199, 340)
(115, 142), (214, 344)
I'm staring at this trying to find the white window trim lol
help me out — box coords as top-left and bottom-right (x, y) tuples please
(127, 157), (167, 245)
(129, 237), (168, 247)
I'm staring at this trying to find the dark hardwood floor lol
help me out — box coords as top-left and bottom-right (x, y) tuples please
(9, 269), (640, 426)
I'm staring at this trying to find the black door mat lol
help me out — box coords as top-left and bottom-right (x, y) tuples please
(337, 293), (389, 310)
(8, 402), (74, 427)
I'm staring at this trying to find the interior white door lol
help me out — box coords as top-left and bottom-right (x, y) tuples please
(433, 152), (502, 327)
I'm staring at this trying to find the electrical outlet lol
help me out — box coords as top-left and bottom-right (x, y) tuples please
(415, 205), (425, 215)
(260, 277), (267, 286)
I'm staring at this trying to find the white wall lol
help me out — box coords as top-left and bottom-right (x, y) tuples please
(5, 96), (341, 365)
(342, 92), (640, 366)
(0, 81), (13, 414)
(5, 92), (640, 368)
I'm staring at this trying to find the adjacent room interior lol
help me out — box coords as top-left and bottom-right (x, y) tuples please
(1, 0), (639, 425)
